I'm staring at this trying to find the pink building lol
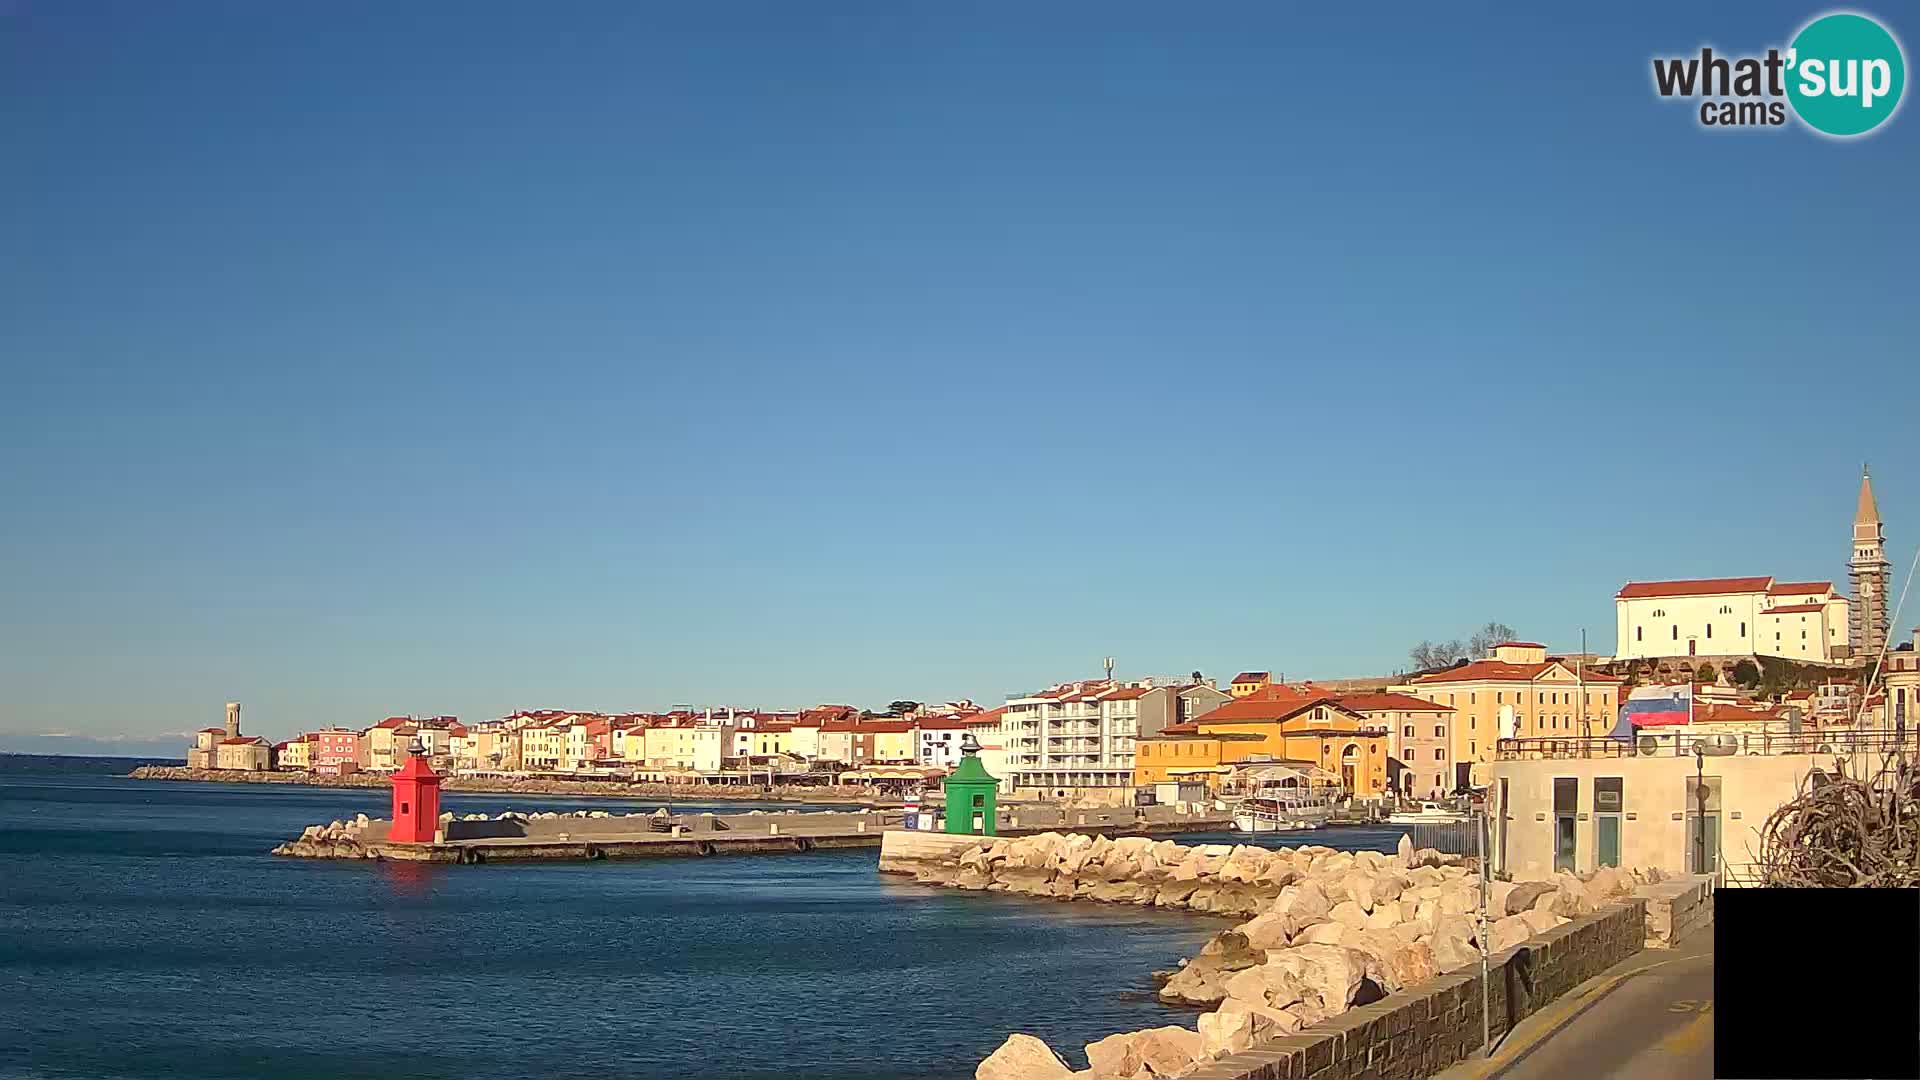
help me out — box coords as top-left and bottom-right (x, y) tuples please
(311, 727), (361, 768)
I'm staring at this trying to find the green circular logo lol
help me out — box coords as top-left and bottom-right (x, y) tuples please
(1786, 12), (1906, 136)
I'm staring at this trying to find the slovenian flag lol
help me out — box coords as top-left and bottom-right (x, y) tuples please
(1620, 684), (1692, 729)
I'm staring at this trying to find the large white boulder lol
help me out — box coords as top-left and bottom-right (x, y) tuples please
(976, 1034), (1073, 1080)
(1130, 1026), (1206, 1077)
(1083, 1032), (1140, 1077)
(1236, 912), (1292, 950)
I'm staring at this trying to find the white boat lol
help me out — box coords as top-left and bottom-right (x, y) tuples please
(1230, 765), (1340, 833)
(1386, 801), (1471, 825)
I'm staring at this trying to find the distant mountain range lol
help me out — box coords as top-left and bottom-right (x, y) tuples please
(0, 733), (189, 760)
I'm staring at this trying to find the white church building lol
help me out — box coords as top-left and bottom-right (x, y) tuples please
(1614, 576), (1850, 663)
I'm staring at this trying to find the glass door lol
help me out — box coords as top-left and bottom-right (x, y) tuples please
(1553, 777), (1578, 872)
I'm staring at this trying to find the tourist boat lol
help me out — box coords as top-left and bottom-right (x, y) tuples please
(1386, 801), (1472, 825)
(1230, 766), (1340, 833)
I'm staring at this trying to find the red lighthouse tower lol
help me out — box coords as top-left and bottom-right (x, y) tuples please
(388, 747), (443, 843)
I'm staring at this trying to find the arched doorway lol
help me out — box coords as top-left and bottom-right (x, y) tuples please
(1340, 743), (1359, 793)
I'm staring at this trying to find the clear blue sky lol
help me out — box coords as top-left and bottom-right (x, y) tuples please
(4, 2), (1916, 749)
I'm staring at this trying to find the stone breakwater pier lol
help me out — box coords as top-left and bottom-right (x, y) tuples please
(273, 804), (1234, 863)
(876, 831), (1713, 1080)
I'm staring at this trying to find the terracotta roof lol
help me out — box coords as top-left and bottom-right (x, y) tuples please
(1762, 603), (1826, 615)
(220, 736), (264, 746)
(199, 727), (227, 734)
(963, 706), (1009, 727)
(853, 720), (914, 734)
(1334, 692), (1456, 713)
(1156, 722), (1200, 735)
(1193, 696), (1364, 726)
(1409, 659), (1624, 686)
(1097, 686), (1152, 701)
(1492, 641), (1545, 649)
(1231, 672), (1270, 683)
(373, 716), (411, 730)
(1616, 576), (1773, 599)
(914, 715), (977, 730)
(1768, 581), (1833, 596)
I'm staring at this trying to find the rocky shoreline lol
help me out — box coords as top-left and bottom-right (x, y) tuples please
(125, 765), (885, 804)
(893, 831), (1666, 1079)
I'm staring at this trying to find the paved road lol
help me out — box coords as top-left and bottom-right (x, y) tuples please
(1435, 927), (1715, 1080)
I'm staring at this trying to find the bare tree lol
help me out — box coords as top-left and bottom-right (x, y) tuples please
(1467, 621), (1518, 659)
(1409, 639), (1468, 672)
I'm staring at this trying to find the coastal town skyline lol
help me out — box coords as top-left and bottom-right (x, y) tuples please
(11, 466), (1904, 753)
(5, 1), (1917, 747)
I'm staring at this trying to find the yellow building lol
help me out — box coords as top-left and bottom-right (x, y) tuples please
(1390, 642), (1623, 787)
(1228, 672), (1273, 698)
(868, 724), (917, 764)
(748, 725), (794, 757)
(360, 717), (412, 772)
(273, 737), (311, 770)
(518, 721), (566, 771)
(1135, 693), (1392, 796)
(1133, 728), (1266, 789)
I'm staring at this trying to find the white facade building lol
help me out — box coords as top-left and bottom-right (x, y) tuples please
(1615, 576), (1849, 663)
(1002, 681), (1163, 801)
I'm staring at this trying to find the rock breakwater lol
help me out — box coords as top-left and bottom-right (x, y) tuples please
(903, 831), (1669, 1080)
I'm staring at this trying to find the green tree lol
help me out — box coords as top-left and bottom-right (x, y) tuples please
(1695, 663), (1718, 683)
(887, 700), (921, 716)
(1728, 659), (1761, 689)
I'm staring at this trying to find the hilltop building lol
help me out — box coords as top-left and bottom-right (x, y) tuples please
(1614, 577), (1850, 664)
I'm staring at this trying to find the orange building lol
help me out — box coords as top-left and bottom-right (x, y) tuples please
(1133, 691), (1391, 796)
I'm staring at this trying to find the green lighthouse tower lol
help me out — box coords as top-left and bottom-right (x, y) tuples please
(943, 732), (999, 836)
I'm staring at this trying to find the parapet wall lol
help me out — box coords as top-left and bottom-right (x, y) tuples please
(1184, 900), (1648, 1080)
(1638, 874), (1714, 948)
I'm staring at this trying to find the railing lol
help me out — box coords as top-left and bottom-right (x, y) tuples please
(1497, 727), (1918, 761)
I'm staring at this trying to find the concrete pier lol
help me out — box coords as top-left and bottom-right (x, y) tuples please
(273, 804), (1236, 863)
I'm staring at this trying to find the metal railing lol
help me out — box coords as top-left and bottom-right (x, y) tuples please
(1497, 727), (1917, 760)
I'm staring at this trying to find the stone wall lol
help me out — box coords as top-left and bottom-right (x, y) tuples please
(1638, 874), (1714, 948)
(1182, 900), (1648, 1080)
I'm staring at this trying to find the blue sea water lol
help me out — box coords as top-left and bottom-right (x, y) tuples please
(1, 756), (1235, 1080)
(0, 755), (1435, 1080)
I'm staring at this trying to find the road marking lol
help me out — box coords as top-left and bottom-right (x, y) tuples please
(1445, 952), (1709, 1080)
(1652, 1012), (1713, 1055)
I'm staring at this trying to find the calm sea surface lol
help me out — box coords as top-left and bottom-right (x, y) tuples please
(0, 755), (1422, 1080)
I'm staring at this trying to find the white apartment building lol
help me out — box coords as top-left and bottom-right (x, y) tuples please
(1002, 681), (1162, 802)
(637, 725), (731, 773)
(1615, 576), (1850, 663)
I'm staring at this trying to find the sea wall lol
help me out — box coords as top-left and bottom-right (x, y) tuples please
(1182, 900), (1648, 1080)
(1638, 874), (1715, 948)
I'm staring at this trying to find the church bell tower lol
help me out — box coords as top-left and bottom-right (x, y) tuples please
(1849, 466), (1891, 659)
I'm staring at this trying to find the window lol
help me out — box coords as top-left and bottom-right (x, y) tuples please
(1470, 693), (1476, 704)
(1740, 622), (1746, 637)
(1706, 624), (1712, 639)
(1672, 626), (1679, 640)
(1497, 692), (1504, 704)
(1403, 725), (1414, 738)
(1433, 725), (1444, 737)
(1637, 627), (1643, 641)
(1434, 748), (1444, 760)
